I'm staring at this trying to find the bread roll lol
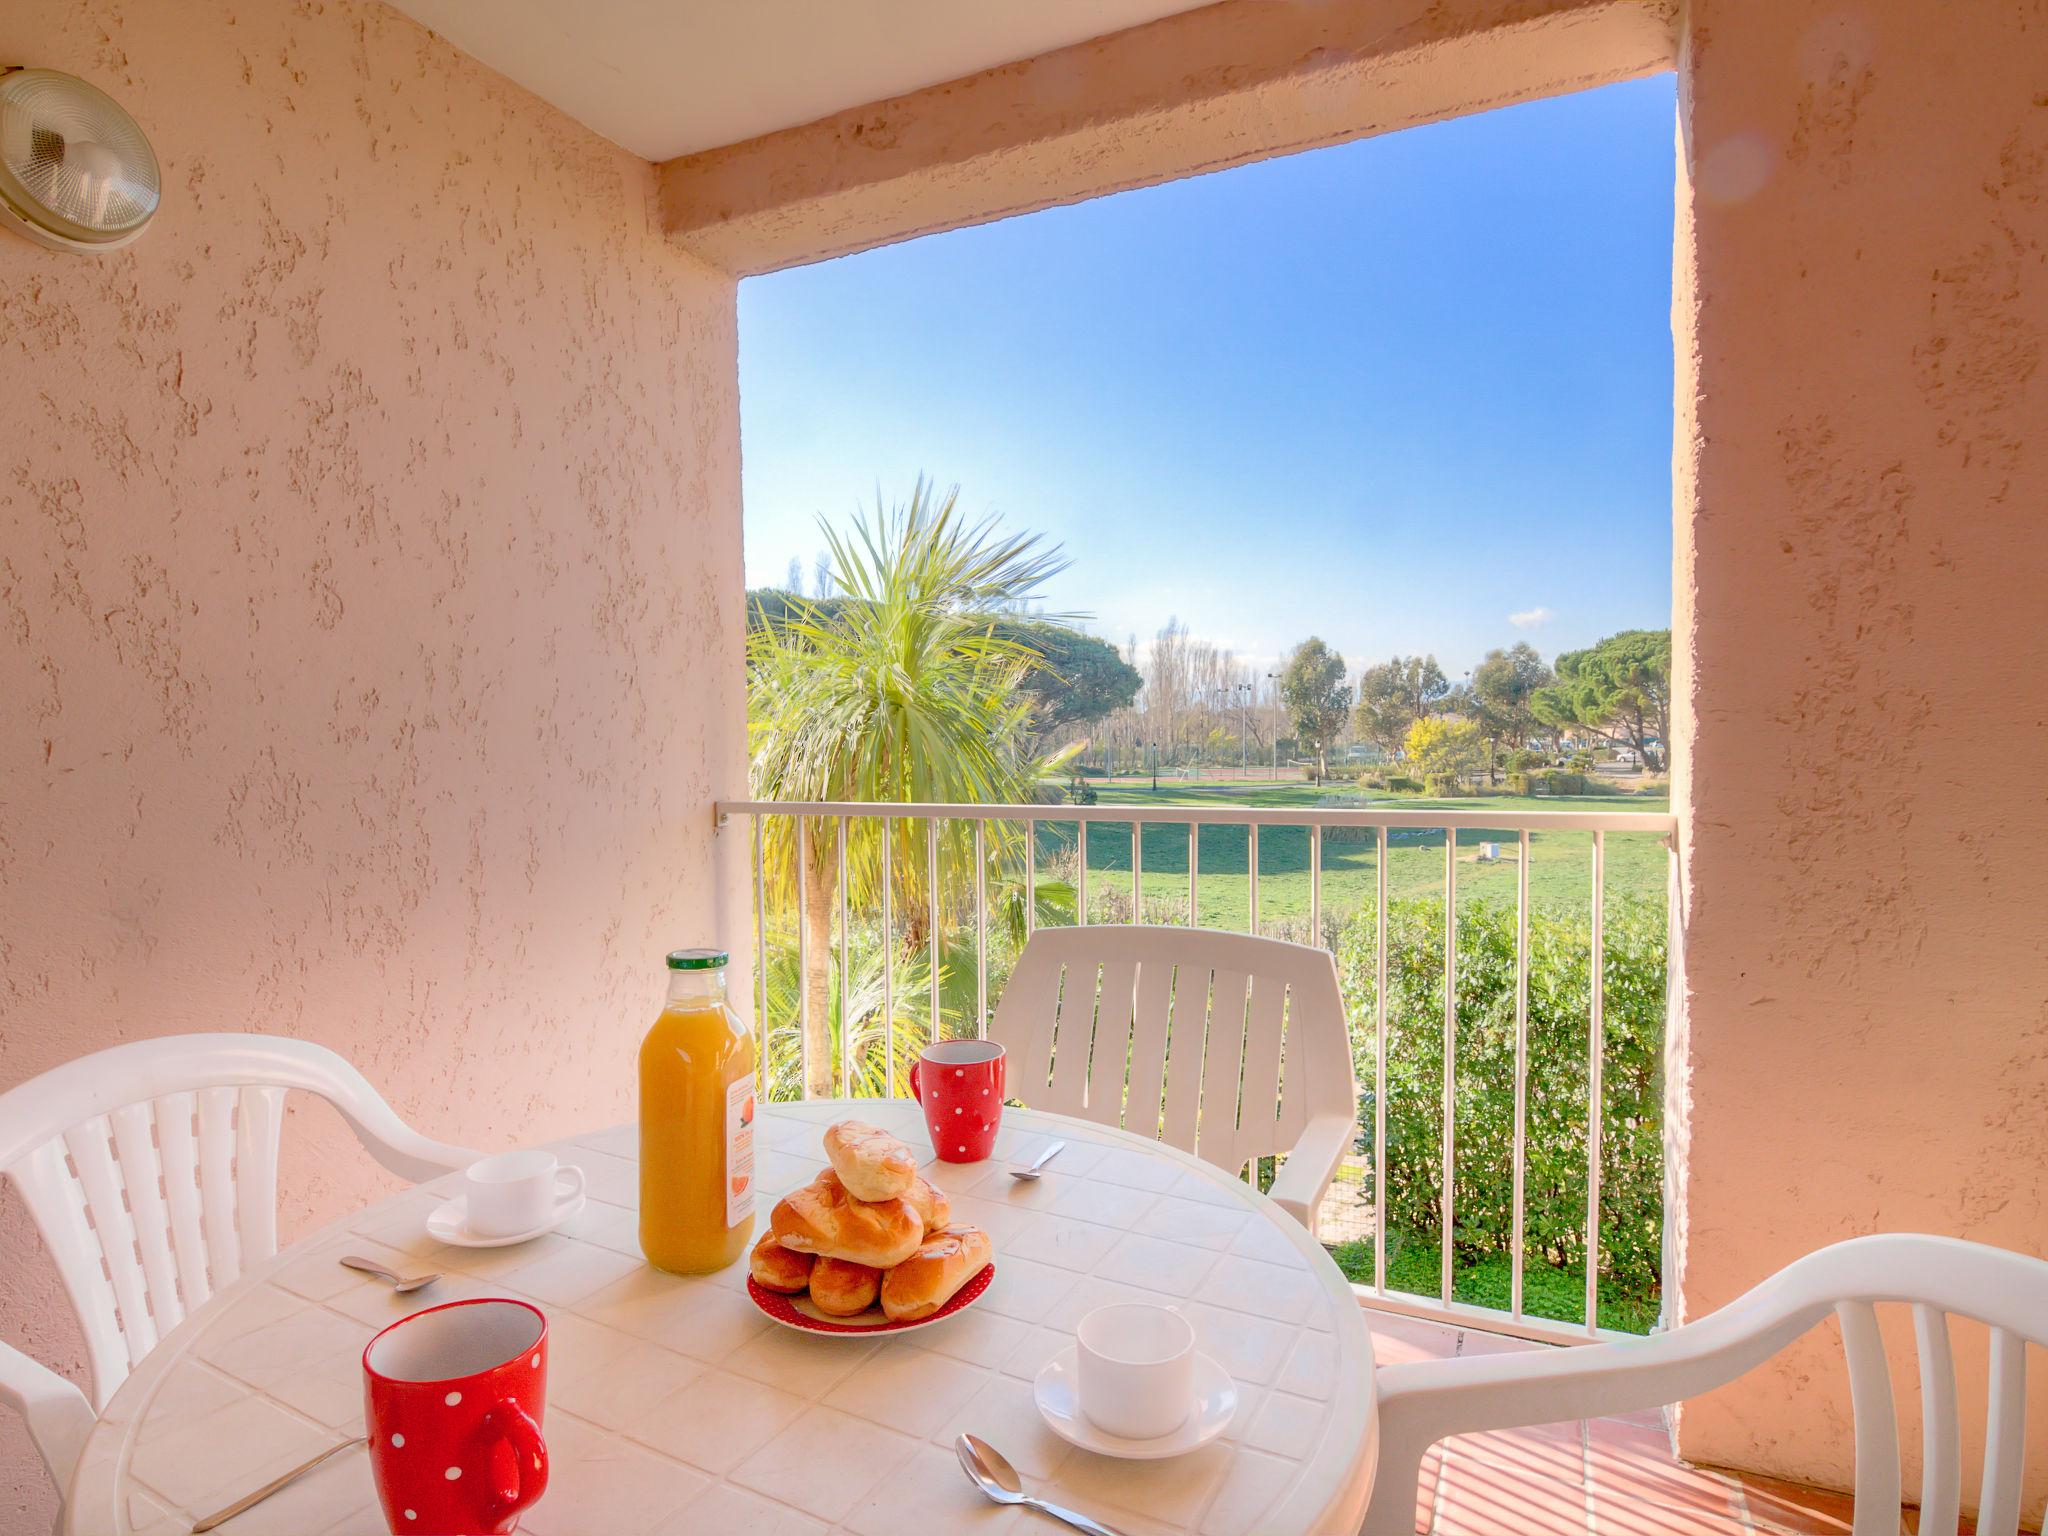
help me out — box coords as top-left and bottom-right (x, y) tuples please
(769, 1170), (924, 1269)
(809, 1257), (882, 1317)
(823, 1120), (917, 1202)
(749, 1229), (814, 1294)
(880, 1224), (993, 1323)
(903, 1172), (951, 1235)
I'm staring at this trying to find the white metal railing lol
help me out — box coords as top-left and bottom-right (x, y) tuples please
(717, 796), (1675, 1345)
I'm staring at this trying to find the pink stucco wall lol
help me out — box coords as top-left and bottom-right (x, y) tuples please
(0, 1), (745, 1524)
(1672, 0), (2048, 1516)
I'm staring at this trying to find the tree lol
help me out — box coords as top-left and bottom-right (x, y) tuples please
(1532, 629), (1672, 771)
(783, 556), (805, 596)
(1404, 715), (1484, 783)
(1280, 637), (1350, 781)
(1354, 655), (1451, 757)
(998, 619), (1143, 744)
(748, 478), (1073, 1096)
(1469, 642), (1555, 782)
(746, 586), (842, 633)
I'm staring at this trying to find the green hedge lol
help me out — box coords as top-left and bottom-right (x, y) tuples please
(1329, 894), (1667, 1327)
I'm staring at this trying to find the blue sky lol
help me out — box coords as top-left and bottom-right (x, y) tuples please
(738, 74), (1676, 679)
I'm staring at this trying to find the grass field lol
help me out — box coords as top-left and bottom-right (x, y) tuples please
(1027, 780), (1671, 934)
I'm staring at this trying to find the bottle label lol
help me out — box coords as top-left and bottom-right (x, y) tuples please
(725, 1076), (756, 1228)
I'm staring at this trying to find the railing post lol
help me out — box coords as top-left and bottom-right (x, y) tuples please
(1442, 822), (1457, 1307)
(1188, 822), (1199, 927)
(1374, 823), (1388, 1296)
(1248, 823), (1260, 935)
(975, 819), (988, 1039)
(1586, 828), (1606, 1335)
(1512, 827), (1531, 1320)
(928, 817), (941, 1046)
(753, 814), (768, 1098)
(1025, 818), (1036, 937)
(1077, 818), (1089, 927)
(796, 816), (810, 1099)
(1309, 822), (1321, 943)
(883, 816), (894, 1099)
(836, 816), (849, 1099)
(1131, 820), (1142, 922)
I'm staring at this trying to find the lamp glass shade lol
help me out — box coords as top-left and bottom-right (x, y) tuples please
(0, 68), (159, 247)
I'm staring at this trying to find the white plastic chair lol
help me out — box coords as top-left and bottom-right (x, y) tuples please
(0, 1033), (478, 1507)
(989, 924), (1358, 1230)
(1362, 1233), (2048, 1536)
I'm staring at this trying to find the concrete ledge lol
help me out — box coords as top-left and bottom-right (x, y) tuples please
(660, 0), (1678, 276)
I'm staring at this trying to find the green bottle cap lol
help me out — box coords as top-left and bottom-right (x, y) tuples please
(665, 948), (729, 970)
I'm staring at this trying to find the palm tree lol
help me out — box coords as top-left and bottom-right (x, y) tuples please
(748, 478), (1075, 1098)
(758, 924), (933, 1102)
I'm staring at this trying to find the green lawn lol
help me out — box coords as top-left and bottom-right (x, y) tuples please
(1028, 780), (1670, 935)
(1328, 1232), (1662, 1334)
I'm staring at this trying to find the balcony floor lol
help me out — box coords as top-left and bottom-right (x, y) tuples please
(1369, 1312), (1875, 1536)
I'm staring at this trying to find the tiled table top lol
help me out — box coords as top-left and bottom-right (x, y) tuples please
(65, 1100), (1377, 1536)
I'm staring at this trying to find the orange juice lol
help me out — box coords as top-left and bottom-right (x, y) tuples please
(639, 948), (756, 1273)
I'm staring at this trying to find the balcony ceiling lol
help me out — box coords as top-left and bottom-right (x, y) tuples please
(385, 0), (1222, 162)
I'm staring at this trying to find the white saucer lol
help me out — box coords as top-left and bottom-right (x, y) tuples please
(425, 1182), (586, 1248)
(1033, 1347), (1237, 1460)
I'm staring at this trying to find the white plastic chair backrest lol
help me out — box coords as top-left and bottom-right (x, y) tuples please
(1371, 1234), (2046, 1536)
(0, 1033), (471, 1410)
(1812, 1236), (2044, 1536)
(989, 925), (1357, 1176)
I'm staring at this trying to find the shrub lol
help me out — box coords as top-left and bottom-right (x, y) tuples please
(1330, 894), (1666, 1324)
(1506, 772), (1532, 796)
(1067, 774), (1098, 806)
(1423, 773), (1463, 797)
(1405, 716), (1484, 781)
(1384, 775), (1422, 793)
(1504, 749), (1544, 774)
(1541, 771), (1587, 796)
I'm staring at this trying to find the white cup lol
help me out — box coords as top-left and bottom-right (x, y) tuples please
(463, 1150), (583, 1238)
(1075, 1302), (1196, 1440)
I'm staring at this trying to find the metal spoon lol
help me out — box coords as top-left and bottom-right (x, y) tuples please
(1010, 1140), (1066, 1180)
(955, 1433), (1128, 1536)
(339, 1254), (440, 1293)
(191, 1434), (366, 1532)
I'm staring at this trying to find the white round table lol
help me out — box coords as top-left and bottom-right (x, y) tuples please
(65, 1099), (1377, 1535)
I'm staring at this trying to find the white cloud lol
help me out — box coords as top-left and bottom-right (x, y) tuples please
(1508, 606), (1555, 630)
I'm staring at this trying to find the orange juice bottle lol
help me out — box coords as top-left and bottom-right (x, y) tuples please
(639, 948), (756, 1272)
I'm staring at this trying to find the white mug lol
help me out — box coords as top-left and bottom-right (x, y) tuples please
(463, 1150), (583, 1238)
(1075, 1302), (1196, 1440)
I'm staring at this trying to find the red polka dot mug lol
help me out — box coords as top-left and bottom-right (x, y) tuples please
(362, 1297), (550, 1534)
(910, 1039), (1006, 1162)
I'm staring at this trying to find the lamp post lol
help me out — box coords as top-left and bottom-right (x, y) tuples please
(1265, 671), (1281, 778)
(1234, 680), (1252, 780)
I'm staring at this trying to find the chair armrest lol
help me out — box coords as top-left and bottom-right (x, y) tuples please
(318, 1063), (483, 1183)
(342, 1110), (482, 1184)
(1375, 1300), (1827, 1450)
(1268, 1113), (1356, 1231)
(0, 1340), (95, 1499)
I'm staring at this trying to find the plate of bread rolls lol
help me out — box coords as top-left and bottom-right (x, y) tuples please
(746, 1119), (995, 1335)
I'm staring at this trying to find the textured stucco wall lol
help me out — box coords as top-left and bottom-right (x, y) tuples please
(0, 1), (744, 1525)
(660, 0), (1678, 276)
(1672, 0), (2048, 1517)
